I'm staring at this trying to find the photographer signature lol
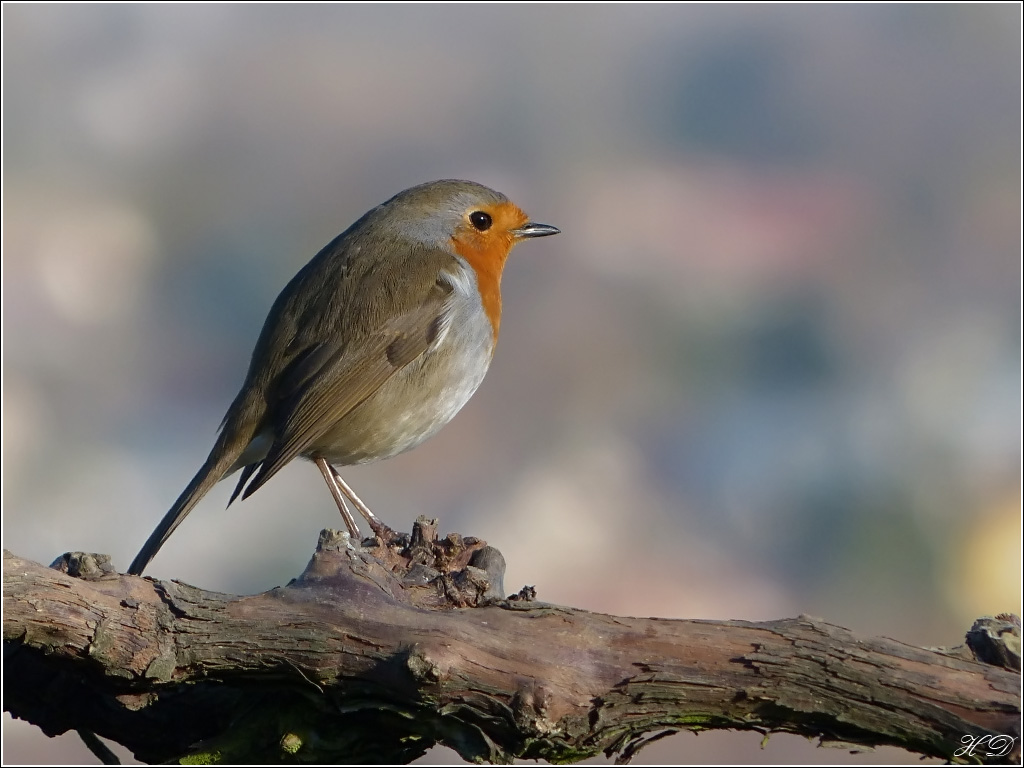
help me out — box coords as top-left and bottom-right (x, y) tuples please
(954, 734), (1017, 759)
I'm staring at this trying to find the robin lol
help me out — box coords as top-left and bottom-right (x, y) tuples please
(127, 180), (559, 576)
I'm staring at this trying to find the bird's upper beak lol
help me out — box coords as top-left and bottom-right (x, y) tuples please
(511, 222), (561, 239)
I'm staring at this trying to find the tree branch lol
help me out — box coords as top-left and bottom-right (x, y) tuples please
(3, 520), (1020, 764)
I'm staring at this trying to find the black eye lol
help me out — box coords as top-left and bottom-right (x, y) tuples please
(469, 211), (492, 231)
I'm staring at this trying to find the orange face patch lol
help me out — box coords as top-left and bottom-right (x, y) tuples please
(450, 200), (530, 342)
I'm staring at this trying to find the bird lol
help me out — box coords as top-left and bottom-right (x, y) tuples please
(127, 180), (559, 576)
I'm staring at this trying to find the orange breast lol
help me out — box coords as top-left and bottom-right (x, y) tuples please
(450, 201), (529, 342)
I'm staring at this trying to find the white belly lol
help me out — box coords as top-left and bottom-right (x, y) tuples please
(310, 261), (495, 465)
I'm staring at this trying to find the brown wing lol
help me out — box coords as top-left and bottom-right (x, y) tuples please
(129, 230), (460, 576)
(238, 275), (453, 499)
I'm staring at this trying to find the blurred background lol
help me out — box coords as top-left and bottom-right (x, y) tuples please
(3, 5), (1020, 764)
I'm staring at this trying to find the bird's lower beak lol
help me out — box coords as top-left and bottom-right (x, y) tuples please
(512, 222), (561, 239)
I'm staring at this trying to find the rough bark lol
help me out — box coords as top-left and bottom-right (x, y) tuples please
(3, 520), (1020, 765)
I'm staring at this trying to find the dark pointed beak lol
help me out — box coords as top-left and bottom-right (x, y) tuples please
(512, 222), (561, 239)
